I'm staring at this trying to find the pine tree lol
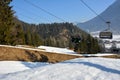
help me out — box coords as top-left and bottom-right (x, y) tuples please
(11, 24), (25, 45)
(77, 34), (100, 54)
(0, 0), (14, 44)
(32, 33), (43, 46)
(25, 30), (32, 45)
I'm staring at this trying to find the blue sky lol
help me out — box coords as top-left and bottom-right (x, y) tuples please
(11, 0), (116, 24)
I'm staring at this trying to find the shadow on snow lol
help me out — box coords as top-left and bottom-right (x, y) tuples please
(63, 61), (120, 75)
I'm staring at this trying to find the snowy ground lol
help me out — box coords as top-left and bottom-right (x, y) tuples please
(0, 61), (49, 75)
(38, 46), (116, 57)
(0, 45), (120, 80)
(0, 58), (120, 80)
(38, 46), (75, 54)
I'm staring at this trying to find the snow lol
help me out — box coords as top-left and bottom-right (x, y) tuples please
(0, 61), (29, 75)
(0, 45), (120, 80)
(81, 53), (115, 57)
(105, 43), (112, 49)
(0, 58), (120, 80)
(0, 61), (49, 75)
(38, 46), (116, 57)
(38, 46), (75, 54)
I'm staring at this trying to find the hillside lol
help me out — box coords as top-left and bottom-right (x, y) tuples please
(18, 21), (101, 54)
(13, 17), (91, 48)
(20, 21), (88, 47)
(77, 0), (120, 34)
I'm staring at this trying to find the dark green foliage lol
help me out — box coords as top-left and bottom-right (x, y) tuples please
(0, 0), (14, 44)
(25, 30), (32, 45)
(24, 30), (43, 46)
(21, 22), (87, 47)
(10, 24), (25, 45)
(31, 33), (43, 46)
(0, 0), (26, 45)
(78, 34), (100, 54)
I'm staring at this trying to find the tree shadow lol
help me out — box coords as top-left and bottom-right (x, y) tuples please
(63, 61), (120, 75)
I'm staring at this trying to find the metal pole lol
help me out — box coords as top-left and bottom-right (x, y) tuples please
(106, 21), (111, 31)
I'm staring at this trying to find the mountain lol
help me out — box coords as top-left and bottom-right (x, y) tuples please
(77, 0), (120, 34)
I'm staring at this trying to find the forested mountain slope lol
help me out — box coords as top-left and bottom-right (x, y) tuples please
(19, 20), (88, 48)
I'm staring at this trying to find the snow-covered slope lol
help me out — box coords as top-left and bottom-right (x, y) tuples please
(38, 46), (115, 56)
(0, 61), (49, 75)
(77, 0), (120, 34)
(38, 46), (75, 54)
(0, 58), (120, 80)
(0, 45), (119, 80)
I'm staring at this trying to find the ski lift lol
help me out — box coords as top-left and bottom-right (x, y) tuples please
(99, 21), (113, 39)
(99, 31), (112, 39)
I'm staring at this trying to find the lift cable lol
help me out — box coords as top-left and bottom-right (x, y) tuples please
(24, 0), (66, 22)
(80, 0), (106, 23)
(80, 0), (113, 39)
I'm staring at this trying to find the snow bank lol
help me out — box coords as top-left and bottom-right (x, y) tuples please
(81, 53), (115, 57)
(38, 46), (116, 57)
(0, 58), (120, 80)
(38, 46), (75, 54)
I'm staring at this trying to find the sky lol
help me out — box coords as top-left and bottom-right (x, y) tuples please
(11, 0), (116, 24)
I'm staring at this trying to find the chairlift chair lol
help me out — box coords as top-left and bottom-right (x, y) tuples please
(99, 21), (113, 39)
(99, 31), (113, 39)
